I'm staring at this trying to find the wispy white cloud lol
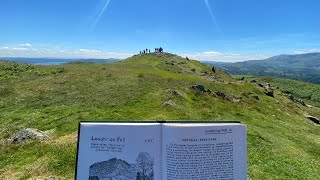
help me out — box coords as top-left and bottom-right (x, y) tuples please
(0, 47), (132, 59)
(203, 51), (223, 55)
(293, 48), (320, 54)
(79, 49), (102, 53)
(17, 43), (32, 47)
(180, 51), (268, 62)
(12, 47), (28, 50)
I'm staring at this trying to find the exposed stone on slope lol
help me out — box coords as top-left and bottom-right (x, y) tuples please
(304, 114), (320, 124)
(166, 89), (182, 96)
(163, 100), (176, 106)
(265, 90), (274, 97)
(298, 99), (306, 106)
(288, 94), (295, 101)
(8, 128), (49, 144)
(215, 92), (240, 103)
(191, 84), (206, 92)
(288, 94), (307, 106)
(215, 91), (226, 98)
(225, 95), (234, 101)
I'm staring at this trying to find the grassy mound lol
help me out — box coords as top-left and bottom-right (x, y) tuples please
(0, 53), (319, 179)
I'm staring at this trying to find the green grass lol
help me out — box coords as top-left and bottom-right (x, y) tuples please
(234, 75), (320, 107)
(0, 53), (320, 179)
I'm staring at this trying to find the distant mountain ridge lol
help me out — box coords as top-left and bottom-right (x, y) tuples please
(218, 52), (320, 84)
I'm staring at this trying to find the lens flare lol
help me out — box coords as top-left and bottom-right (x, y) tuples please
(92, 0), (111, 29)
(204, 0), (222, 33)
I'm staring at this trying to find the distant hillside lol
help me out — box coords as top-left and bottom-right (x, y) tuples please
(219, 53), (320, 84)
(200, 61), (231, 66)
(0, 57), (121, 65)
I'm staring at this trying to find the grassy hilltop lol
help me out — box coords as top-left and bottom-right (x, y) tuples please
(0, 53), (320, 179)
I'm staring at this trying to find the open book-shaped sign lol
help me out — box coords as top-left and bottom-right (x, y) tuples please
(75, 121), (247, 180)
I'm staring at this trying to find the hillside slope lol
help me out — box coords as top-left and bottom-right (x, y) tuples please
(0, 53), (319, 179)
(219, 52), (320, 84)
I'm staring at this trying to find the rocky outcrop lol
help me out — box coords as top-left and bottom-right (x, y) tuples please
(265, 90), (274, 97)
(163, 100), (176, 106)
(253, 95), (259, 100)
(8, 128), (49, 144)
(215, 92), (240, 103)
(298, 99), (306, 106)
(288, 94), (295, 101)
(191, 84), (206, 92)
(165, 61), (175, 65)
(288, 94), (306, 106)
(190, 84), (212, 94)
(215, 91), (226, 98)
(166, 89), (182, 96)
(304, 114), (320, 124)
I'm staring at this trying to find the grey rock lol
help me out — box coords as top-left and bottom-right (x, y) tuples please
(299, 99), (306, 106)
(306, 104), (313, 108)
(265, 83), (271, 89)
(166, 89), (182, 96)
(9, 128), (49, 144)
(191, 84), (206, 92)
(163, 100), (176, 106)
(288, 94), (295, 101)
(215, 91), (226, 98)
(165, 61), (174, 65)
(224, 95), (240, 103)
(265, 91), (274, 97)
(225, 96), (234, 101)
(253, 95), (259, 100)
(304, 114), (320, 124)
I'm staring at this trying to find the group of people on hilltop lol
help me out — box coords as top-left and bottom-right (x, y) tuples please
(140, 48), (150, 54)
(139, 47), (163, 54)
(155, 47), (163, 53)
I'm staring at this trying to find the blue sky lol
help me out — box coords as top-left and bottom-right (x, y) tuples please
(0, 0), (320, 62)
